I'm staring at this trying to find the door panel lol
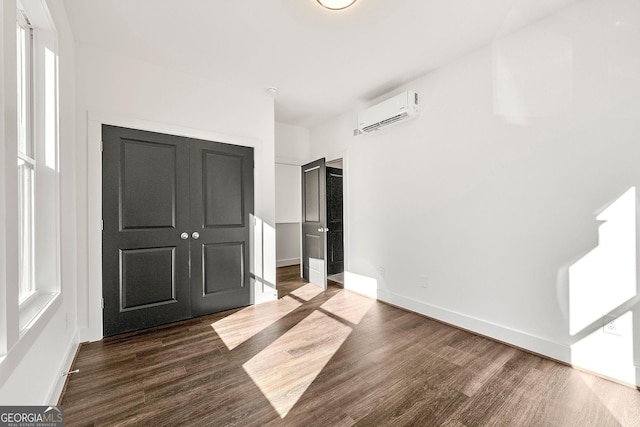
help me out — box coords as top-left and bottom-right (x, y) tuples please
(203, 242), (245, 294)
(120, 140), (177, 230)
(120, 247), (176, 310)
(304, 168), (320, 223)
(102, 126), (190, 336)
(301, 159), (327, 288)
(203, 151), (244, 227)
(326, 167), (344, 275)
(190, 141), (253, 317)
(103, 125), (253, 336)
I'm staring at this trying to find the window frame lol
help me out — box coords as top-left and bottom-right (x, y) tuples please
(14, 0), (61, 334)
(16, 6), (37, 306)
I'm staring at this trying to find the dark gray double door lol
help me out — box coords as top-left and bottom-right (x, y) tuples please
(102, 125), (253, 337)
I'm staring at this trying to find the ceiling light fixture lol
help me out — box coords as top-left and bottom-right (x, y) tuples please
(317, 0), (357, 10)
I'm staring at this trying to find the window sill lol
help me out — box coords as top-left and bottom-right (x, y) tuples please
(19, 291), (59, 334)
(0, 293), (62, 389)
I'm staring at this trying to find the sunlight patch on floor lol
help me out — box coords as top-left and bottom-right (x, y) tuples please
(242, 310), (352, 418)
(290, 283), (325, 301)
(211, 296), (301, 350)
(320, 290), (375, 325)
(575, 365), (640, 427)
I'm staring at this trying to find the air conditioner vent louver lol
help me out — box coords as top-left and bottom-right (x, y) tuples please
(361, 112), (408, 132)
(357, 91), (419, 134)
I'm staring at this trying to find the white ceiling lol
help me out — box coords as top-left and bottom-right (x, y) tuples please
(63, 0), (578, 128)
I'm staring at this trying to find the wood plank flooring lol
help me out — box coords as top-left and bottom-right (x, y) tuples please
(60, 265), (640, 426)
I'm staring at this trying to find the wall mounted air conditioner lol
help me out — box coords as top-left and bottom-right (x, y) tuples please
(357, 91), (419, 134)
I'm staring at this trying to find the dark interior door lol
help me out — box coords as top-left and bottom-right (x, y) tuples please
(301, 158), (327, 288)
(102, 125), (253, 336)
(326, 167), (344, 275)
(102, 126), (191, 336)
(189, 140), (253, 317)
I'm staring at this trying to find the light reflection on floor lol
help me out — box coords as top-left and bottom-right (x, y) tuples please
(290, 283), (325, 301)
(320, 289), (375, 325)
(211, 296), (301, 350)
(242, 309), (352, 418)
(238, 287), (376, 419)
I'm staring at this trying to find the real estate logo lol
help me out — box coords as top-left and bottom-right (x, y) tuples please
(0, 406), (63, 427)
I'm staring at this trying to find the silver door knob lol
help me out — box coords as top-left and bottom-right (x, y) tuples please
(180, 232), (189, 240)
(192, 231), (200, 240)
(318, 228), (323, 232)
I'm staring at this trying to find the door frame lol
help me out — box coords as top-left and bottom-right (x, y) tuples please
(85, 112), (266, 342)
(299, 151), (349, 287)
(301, 158), (328, 288)
(325, 165), (344, 276)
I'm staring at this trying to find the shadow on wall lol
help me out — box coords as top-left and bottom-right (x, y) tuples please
(559, 187), (639, 387)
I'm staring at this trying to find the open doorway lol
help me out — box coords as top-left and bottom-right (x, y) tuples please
(300, 157), (345, 288)
(325, 159), (344, 285)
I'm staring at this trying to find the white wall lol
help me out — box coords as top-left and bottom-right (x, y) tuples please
(276, 164), (301, 267)
(310, 0), (640, 386)
(0, 0), (78, 404)
(275, 122), (310, 165)
(275, 122), (310, 268)
(75, 43), (277, 341)
(276, 164), (302, 224)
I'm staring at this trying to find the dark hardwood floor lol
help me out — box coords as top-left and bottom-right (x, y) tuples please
(61, 265), (640, 426)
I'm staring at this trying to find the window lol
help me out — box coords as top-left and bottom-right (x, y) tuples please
(16, 7), (36, 304)
(0, 0), (61, 373)
(14, 0), (60, 330)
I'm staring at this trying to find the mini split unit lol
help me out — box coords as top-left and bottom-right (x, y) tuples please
(356, 90), (419, 134)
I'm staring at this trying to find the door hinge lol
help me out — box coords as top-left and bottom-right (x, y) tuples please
(101, 219), (104, 231)
(101, 298), (105, 309)
(100, 141), (104, 152)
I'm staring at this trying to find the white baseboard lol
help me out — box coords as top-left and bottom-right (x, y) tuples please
(376, 289), (571, 364)
(276, 258), (300, 268)
(47, 330), (80, 405)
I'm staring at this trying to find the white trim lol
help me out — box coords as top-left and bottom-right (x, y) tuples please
(376, 289), (571, 363)
(0, 295), (61, 385)
(84, 111), (263, 342)
(18, 291), (57, 332)
(0, 0), (9, 358)
(275, 156), (308, 166)
(87, 111), (261, 149)
(46, 330), (79, 405)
